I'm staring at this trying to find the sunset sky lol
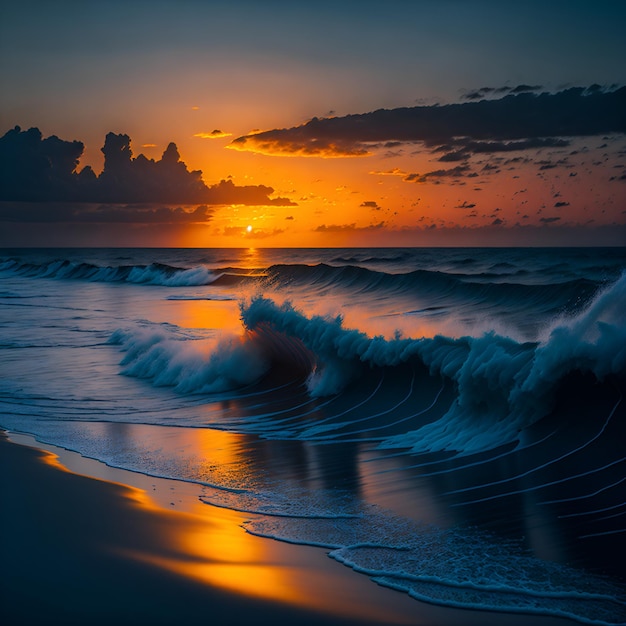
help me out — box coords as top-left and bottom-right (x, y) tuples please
(1, 0), (625, 247)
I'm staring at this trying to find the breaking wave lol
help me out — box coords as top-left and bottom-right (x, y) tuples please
(108, 271), (626, 455)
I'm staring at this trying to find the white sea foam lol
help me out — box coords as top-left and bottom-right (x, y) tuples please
(108, 328), (269, 393)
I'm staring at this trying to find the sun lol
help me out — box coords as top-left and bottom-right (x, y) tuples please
(246, 225), (252, 233)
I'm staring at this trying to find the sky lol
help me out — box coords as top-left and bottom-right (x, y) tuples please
(1, 0), (625, 247)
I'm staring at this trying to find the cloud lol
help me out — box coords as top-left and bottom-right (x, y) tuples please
(368, 167), (407, 176)
(245, 228), (286, 239)
(540, 216), (562, 223)
(194, 130), (232, 139)
(314, 222), (386, 233)
(462, 84), (542, 101)
(230, 87), (625, 157)
(554, 201), (570, 207)
(229, 124), (371, 157)
(0, 127), (296, 213)
(455, 201), (476, 209)
(0, 202), (214, 223)
(360, 201), (381, 210)
(203, 179), (296, 206)
(435, 137), (570, 161)
(404, 165), (471, 183)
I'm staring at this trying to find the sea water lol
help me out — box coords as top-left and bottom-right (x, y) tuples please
(1, 247), (625, 624)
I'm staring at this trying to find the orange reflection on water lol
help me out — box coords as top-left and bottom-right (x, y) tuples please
(166, 298), (243, 333)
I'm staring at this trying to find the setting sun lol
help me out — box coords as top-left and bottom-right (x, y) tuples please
(247, 225), (253, 233)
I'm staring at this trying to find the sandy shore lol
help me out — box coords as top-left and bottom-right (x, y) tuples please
(0, 432), (572, 626)
(0, 431), (408, 626)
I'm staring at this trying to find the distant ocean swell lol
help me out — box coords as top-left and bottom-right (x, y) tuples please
(0, 256), (604, 316)
(109, 271), (626, 455)
(0, 258), (221, 286)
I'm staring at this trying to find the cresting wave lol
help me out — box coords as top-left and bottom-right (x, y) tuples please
(243, 272), (625, 453)
(108, 271), (626, 455)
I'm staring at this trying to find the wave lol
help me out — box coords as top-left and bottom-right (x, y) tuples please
(107, 328), (271, 394)
(0, 257), (223, 286)
(107, 271), (626, 455)
(242, 508), (626, 625)
(264, 263), (602, 317)
(1, 255), (606, 318)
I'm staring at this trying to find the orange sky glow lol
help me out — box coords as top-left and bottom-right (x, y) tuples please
(1, 1), (624, 247)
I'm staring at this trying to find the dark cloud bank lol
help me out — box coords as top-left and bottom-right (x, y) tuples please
(232, 86), (626, 156)
(0, 127), (295, 223)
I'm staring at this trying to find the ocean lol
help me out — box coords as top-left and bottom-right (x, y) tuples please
(1, 247), (625, 624)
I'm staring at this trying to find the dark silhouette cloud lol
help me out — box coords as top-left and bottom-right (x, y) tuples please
(231, 87), (625, 157)
(203, 179), (295, 206)
(435, 137), (570, 161)
(0, 202), (214, 224)
(0, 127), (296, 217)
(360, 201), (381, 210)
(404, 165), (470, 183)
(463, 84), (542, 101)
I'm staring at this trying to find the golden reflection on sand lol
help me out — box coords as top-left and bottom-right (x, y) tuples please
(7, 430), (420, 624)
(125, 502), (311, 607)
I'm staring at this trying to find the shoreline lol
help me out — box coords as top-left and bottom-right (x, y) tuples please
(0, 431), (571, 626)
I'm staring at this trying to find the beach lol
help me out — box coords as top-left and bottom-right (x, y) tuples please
(2, 431), (582, 626)
(1, 247), (625, 625)
(0, 431), (420, 626)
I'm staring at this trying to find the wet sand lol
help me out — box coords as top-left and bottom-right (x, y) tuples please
(0, 432), (571, 626)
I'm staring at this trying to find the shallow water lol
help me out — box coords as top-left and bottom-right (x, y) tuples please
(1, 247), (625, 624)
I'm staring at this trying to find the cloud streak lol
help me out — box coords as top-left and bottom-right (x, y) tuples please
(230, 87), (626, 157)
(0, 202), (215, 224)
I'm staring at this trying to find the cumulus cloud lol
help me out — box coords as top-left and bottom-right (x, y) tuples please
(0, 127), (296, 217)
(230, 87), (625, 157)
